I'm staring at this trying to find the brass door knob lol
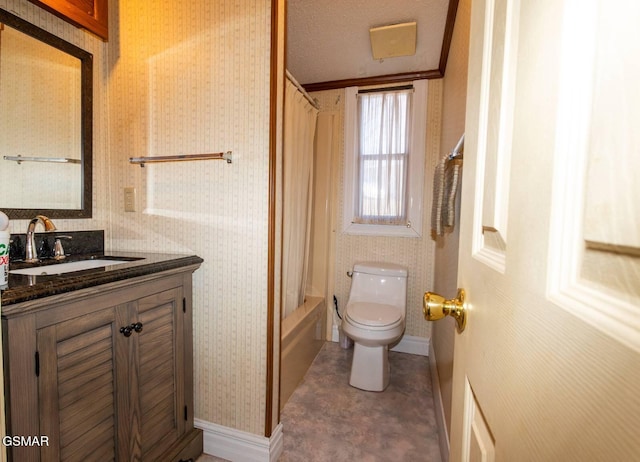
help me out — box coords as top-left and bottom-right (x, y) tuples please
(423, 289), (467, 333)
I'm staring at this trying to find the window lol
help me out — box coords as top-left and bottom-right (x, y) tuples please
(343, 80), (427, 237)
(356, 87), (411, 224)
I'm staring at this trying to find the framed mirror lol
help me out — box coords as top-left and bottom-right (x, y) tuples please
(0, 8), (93, 219)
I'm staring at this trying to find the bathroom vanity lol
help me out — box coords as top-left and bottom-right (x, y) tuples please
(1, 250), (203, 461)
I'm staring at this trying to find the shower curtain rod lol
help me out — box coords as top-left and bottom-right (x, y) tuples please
(286, 70), (320, 110)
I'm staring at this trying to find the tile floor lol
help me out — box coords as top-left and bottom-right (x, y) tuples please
(198, 341), (442, 461)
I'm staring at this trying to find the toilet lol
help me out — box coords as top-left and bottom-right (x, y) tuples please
(342, 262), (408, 391)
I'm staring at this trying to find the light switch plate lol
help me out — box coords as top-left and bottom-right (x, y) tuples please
(124, 187), (136, 212)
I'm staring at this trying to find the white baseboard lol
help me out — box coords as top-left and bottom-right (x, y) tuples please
(331, 324), (430, 356)
(429, 342), (450, 462)
(391, 334), (430, 356)
(195, 419), (283, 462)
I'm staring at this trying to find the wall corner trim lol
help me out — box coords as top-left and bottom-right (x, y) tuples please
(429, 342), (451, 462)
(195, 419), (283, 462)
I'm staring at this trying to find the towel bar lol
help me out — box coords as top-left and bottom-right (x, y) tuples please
(129, 151), (232, 167)
(3, 155), (81, 164)
(448, 134), (464, 160)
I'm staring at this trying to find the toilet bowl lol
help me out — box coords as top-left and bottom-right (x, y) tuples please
(341, 262), (407, 391)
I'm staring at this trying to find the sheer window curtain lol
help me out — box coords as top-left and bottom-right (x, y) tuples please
(282, 77), (318, 318)
(356, 89), (412, 225)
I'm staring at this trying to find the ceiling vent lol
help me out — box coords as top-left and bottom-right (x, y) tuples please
(369, 21), (417, 60)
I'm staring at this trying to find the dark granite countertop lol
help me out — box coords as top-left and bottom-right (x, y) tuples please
(1, 251), (203, 307)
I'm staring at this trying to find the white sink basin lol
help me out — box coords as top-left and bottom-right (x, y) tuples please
(10, 259), (133, 276)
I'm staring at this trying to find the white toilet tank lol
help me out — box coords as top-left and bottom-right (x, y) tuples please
(348, 262), (408, 310)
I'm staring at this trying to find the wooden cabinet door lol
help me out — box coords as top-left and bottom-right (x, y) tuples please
(37, 305), (127, 462)
(131, 287), (186, 461)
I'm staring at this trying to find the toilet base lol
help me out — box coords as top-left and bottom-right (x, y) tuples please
(349, 343), (390, 392)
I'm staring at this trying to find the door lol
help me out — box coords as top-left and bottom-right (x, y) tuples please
(37, 306), (125, 462)
(450, 0), (640, 460)
(133, 287), (186, 461)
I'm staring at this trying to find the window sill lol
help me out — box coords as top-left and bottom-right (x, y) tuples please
(343, 222), (422, 238)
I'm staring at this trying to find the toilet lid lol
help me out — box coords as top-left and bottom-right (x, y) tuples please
(345, 302), (403, 327)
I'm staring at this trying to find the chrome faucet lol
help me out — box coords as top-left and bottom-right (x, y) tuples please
(25, 215), (57, 262)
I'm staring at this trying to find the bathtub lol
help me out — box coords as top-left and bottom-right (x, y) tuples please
(280, 295), (326, 409)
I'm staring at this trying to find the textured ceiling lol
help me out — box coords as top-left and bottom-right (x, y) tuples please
(286, 0), (451, 86)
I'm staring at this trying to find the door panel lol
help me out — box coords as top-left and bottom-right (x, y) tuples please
(463, 379), (495, 462)
(547, 0), (640, 349)
(469, 0), (518, 272)
(583, 1), (640, 252)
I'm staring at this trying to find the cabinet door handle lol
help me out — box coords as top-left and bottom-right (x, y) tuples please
(119, 322), (142, 337)
(119, 325), (133, 337)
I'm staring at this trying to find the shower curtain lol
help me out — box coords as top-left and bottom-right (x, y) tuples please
(282, 75), (318, 318)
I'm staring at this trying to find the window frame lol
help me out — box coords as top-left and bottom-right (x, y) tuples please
(342, 80), (427, 237)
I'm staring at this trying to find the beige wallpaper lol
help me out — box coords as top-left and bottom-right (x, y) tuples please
(2, 0), (274, 436)
(106, 0), (272, 435)
(312, 80), (443, 339)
